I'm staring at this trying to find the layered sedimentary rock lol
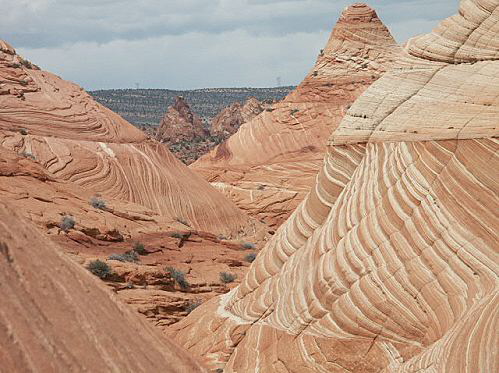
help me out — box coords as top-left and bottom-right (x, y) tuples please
(0, 40), (40, 97)
(0, 201), (205, 372)
(0, 146), (174, 240)
(156, 96), (206, 143)
(0, 44), (260, 238)
(0, 139), (264, 335)
(191, 3), (400, 228)
(171, 1), (499, 372)
(210, 97), (265, 136)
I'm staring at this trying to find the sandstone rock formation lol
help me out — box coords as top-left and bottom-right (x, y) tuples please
(0, 201), (205, 372)
(0, 137), (264, 336)
(0, 43), (261, 238)
(191, 3), (400, 228)
(171, 1), (499, 372)
(0, 39), (272, 351)
(156, 96), (206, 143)
(0, 40), (40, 98)
(210, 97), (266, 136)
(57, 229), (260, 331)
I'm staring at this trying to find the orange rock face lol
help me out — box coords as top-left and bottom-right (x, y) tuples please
(0, 44), (261, 238)
(0, 201), (205, 372)
(156, 96), (206, 143)
(171, 1), (499, 372)
(191, 3), (400, 228)
(0, 138), (264, 335)
(0, 38), (273, 356)
(0, 40), (40, 97)
(210, 97), (266, 136)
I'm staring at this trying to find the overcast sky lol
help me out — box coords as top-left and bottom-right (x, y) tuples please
(2, 0), (457, 90)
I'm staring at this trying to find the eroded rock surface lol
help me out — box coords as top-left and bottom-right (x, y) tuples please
(156, 96), (206, 143)
(191, 3), (400, 228)
(0, 44), (261, 238)
(210, 97), (266, 136)
(0, 142), (265, 340)
(0, 201), (205, 372)
(171, 1), (499, 372)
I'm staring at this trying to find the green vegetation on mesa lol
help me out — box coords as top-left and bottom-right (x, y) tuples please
(90, 87), (294, 128)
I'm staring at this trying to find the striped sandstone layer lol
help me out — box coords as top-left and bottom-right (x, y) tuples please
(0, 40), (260, 238)
(171, 1), (499, 372)
(191, 3), (400, 228)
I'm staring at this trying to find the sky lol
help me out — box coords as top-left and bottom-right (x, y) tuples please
(2, 0), (458, 90)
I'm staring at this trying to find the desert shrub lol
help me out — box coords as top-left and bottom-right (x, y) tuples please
(220, 272), (236, 284)
(290, 109), (299, 116)
(19, 128), (28, 135)
(60, 215), (75, 232)
(87, 260), (112, 279)
(108, 250), (138, 263)
(20, 59), (33, 69)
(170, 232), (184, 239)
(257, 184), (265, 190)
(20, 151), (36, 160)
(174, 217), (190, 227)
(185, 299), (202, 314)
(242, 242), (256, 250)
(133, 242), (147, 255)
(166, 266), (189, 289)
(90, 196), (106, 210)
(245, 253), (257, 263)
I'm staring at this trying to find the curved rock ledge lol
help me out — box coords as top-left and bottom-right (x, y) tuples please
(0, 43), (260, 238)
(191, 3), (401, 228)
(171, 2), (499, 371)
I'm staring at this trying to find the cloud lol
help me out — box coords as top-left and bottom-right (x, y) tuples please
(7, 0), (458, 90)
(18, 30), (329, 90)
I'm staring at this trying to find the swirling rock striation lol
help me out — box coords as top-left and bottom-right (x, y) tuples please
(191, 3), (400, 228)
(0, 44), (260, 238)
(171, 1), (499, 372)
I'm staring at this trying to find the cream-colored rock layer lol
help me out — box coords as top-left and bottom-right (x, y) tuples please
(0, 44), (259, 237)
(192, 3), (400, 228)
(0, 146), (176, 240)
(0, 201), (205, 372)
(171, 1), (499, 371)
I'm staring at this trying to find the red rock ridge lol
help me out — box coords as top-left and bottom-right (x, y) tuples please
(171, 1), (499, 371)
(190, 3), (401, 228)
(0, 201), (205, 372)
(0, 41), (262, 238)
